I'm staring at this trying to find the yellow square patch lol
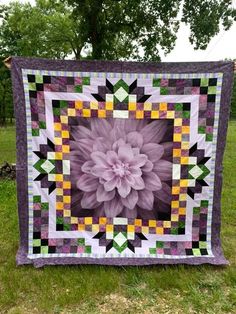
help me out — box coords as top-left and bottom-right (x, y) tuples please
(181, 157), (189, 164)
(156, 227), (164, 235)
(85, 217), (93, 225)
(60, 115), (68, 124)
(171, 214), (179, 222)
(151, 111), (159, 119)
(68, 108), (76, 117)
(63, 196), (71, 203)
(167, 111), (175, 118)
(149, 220), (156, 227)
(61, 130), (69, 138)
(144, 102), (152, 111)
(127, 225), (135, 232)
(63, 209), (71, 217)
(136, 110), (144, 119)
(163, 221), (171, 228)
(63, 181), (71, 189)
(98, 110), (106, 118)
(82, 109), (91, 117)
(128, 102), (136, 111)
(160, 102), (167, 111)
(174, 118), (182, 126)
(90, 102), (98, 110)
(173, 133), (182, 142)
(106, 102), (113, 110)
(54, 123), (61, 131)
(75, 101), (83, 110)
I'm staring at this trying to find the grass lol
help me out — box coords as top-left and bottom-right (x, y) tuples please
(0, 125), (16, 164)
(0, 122), (236, 314)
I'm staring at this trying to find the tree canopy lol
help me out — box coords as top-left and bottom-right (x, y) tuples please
(0, 0), (235, 125)
(0, 0), (235, 61)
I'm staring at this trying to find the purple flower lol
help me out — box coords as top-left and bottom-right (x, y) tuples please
(70, 118), (173, 219)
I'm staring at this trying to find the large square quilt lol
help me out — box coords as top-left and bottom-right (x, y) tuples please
(11, 57), (234, 266)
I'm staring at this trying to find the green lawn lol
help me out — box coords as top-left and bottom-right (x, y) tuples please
(0, 122), (235, 314)
(0, 125), (16, 164)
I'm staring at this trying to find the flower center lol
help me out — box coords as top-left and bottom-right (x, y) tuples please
(112, 161), (130, 178)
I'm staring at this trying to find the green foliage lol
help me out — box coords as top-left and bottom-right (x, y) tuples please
(0, 122), (236, 313)
(0, 61), (13, 125)
(0, 0), (235, 61)
(182, 0), (236, 50)
(65, 0), (236, 60)
(0, 0), (235, 124)
(0, 0), (78, 58)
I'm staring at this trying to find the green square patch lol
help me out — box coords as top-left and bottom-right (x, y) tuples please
(153, 78), (161, 87)
(75, 85), (82, 93)
(160, 87), (168, 95)
(201, 78), (208, 87)
(32, 128), (39, 136)
(82, 77), (90, 85)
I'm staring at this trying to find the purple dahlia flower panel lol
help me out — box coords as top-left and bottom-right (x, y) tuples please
(11, 57), (234, 267)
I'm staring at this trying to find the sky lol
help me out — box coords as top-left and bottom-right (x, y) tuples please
(1, 0), (236, 62)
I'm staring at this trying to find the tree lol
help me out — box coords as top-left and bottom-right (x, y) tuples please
(64, 0), (236, 61)
(0, 0), (81, 125)
(0, 61), (12, 126)
(0, 0), (235, 125)
(0, 0), (235, 61)
(0, 0), (81, 59)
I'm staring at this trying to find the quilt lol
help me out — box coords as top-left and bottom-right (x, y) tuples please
(11, 57), (234, 267)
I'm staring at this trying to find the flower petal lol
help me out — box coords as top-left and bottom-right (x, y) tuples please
(70, 139), (93, 158)
(110, 120), (126, 142)
(93, 137), (111, 153)
(70, 125), (93, 140)
(137, 189), (154, 210)
(118, 178), (131, 198)
(104, 176), (120, 191)
(76, 174), (99, 192)
(143, 172), (162, 191)
(141, 160), (153, 172)
(91, 165), (109, 177)
(81, 192), (100, 208)
(125, 174), (135, 185)
(162, 142), (173, 158)
(140, 120), (168, 144)
(132, 147), (140, 156)
(96, 184), (116, 202)
(81, 160), (94, 174)
(106, 150), (118, 165)
(129, 154), (147, 167)
(124, 119), (147, 132)
(91, 118), (112, 138)
(93, 206), (105, 217)
(102, 169), (115, 181)
(121, 207), (138, 218)
(112, 138), (126, 152)
(141, 143), (164, 162)
(153, 182), (172, 204)
(130, 176), (145, 190)
(121, 189), (138, 209)
(104, 197), (123, 217)
(129, 167), (142, 177)
(153, 160), (172, 181)
(91, 151), (109, 167)
(126, 131), (143, 148)
(118, 144), (134, 162)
